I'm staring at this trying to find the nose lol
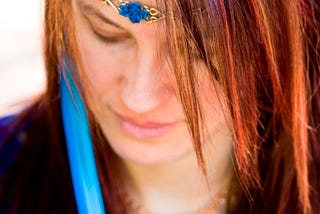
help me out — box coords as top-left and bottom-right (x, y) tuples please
(120, 47), (171, 114)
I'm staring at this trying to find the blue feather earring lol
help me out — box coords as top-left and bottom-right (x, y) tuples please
(60, 67), (106, 214)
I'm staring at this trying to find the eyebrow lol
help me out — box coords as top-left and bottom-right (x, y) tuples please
(78, 0), (124, 29)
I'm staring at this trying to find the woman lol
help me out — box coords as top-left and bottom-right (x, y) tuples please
(0, 0), (319, 213)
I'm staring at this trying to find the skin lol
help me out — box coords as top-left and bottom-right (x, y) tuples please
(73, 0), (234, 212)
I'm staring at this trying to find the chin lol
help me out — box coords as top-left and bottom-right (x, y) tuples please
(104, 129), (194, 166)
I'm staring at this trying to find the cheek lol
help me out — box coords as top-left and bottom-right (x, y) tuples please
(196, 62), (230, 130)
(76, 33), (125, 102)
(79, 36), (117, 82)
(199, 77), (231, 136)
(74, 16), (135, 100)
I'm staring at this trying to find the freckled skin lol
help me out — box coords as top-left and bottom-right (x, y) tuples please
(74, 0), (232, 165)
(72, 0), (233, 212)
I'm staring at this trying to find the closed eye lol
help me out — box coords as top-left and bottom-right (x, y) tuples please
(78, 0), (132, 44)
(92, 28), (129, 44)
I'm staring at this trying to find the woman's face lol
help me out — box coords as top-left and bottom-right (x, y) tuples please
(73, 0), (233, 165)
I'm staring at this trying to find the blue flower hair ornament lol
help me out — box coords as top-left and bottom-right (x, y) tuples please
(119, 2), (149, 23)
(102, 0), (165, 24)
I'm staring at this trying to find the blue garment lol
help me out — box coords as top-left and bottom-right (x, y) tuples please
(0, 113), (79, 213)
(0, 115), (24, 176)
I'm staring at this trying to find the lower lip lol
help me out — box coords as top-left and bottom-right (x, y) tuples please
(115, 116), (176, 139)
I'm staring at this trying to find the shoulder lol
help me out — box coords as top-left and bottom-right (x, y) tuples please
(0, 115), (28, 175)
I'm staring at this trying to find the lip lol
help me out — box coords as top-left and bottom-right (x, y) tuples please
(114, 112), (178, 139)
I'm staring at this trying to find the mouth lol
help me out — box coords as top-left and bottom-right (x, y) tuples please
(113, 111), (179, 139)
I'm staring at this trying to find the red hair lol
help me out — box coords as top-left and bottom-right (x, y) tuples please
(0, 0), (319, 213)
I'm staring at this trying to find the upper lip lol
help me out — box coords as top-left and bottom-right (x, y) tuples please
(113, 111), (178, 128)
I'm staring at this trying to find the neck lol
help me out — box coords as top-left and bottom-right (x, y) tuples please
(121, 134), (233, 213)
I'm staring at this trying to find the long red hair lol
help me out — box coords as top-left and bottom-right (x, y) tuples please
(0, 0), (319, 213)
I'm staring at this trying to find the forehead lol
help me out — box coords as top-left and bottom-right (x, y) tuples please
(75, 0), (168, 48)
(75, 0), (166, 35)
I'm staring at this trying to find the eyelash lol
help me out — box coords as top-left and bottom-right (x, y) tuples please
(93, 30), (125, 44)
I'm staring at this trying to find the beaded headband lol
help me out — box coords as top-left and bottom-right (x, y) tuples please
(101, 0), (165, 24)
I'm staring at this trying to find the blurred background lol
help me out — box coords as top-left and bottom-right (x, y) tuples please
(0, 0), (45, 116)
